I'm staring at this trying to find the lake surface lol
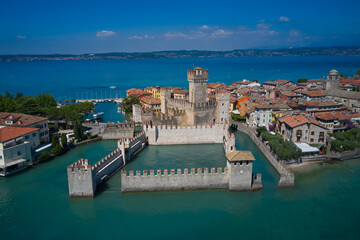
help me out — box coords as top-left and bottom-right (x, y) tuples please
(0, 131), (359, 239)
(1, 56), (360, 101)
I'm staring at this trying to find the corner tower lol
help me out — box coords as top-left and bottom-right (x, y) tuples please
(188, 67), (208, 104)
(326, 69), (340, 91)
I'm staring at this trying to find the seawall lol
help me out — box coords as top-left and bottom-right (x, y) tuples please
(232, 122), (295, 188)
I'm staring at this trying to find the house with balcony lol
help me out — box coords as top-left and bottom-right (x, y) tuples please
(279, 115), (328, 145)
(0, 112), (50, 144)
(0, 126), (40, 176)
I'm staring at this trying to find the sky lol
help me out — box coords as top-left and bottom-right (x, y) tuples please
(0, 0), (359, 54)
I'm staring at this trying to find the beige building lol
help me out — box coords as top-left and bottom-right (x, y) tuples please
(0, 112), (50, 144)
(144, 86), (162, 99)
(0, 126), (40, 176)
(279, 115), (328, 145)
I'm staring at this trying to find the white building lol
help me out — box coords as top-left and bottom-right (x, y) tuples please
(0, 126), (40, 176)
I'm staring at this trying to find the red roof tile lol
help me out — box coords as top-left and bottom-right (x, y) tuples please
(0, 126), (39, 142)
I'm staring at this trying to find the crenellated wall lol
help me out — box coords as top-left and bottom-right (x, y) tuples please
(122, 167), (229, 192)
(100, 123), (135, 139)
(144, 123), (228, 145)
(67, 131), (148, 198)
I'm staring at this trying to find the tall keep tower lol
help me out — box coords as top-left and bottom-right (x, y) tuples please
(326, 69), (340, 91)
(188, 67), (208, 103)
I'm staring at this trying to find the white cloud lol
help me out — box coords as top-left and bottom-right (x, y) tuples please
(211, 29), (234, 38)
(164, 32), (187, 38)
(16, 35), (26, 39)
(279, 16), (291, 22)
(256, 23), (271, 29)
(199, 25), (211, 30)
(128, 34), (154, 40)
(96, 30), (116, 37)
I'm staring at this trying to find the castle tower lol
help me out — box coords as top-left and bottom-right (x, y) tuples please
(226, 151), (255, 191)
(188, 67), (208, 104)
(216, 90), (230, 124)
(161, 87), (171, 114)
(326, 69), (340, 91)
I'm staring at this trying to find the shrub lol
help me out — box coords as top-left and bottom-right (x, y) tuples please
(37, 152), (51, 162)
(50, 144), (62, 155)
(256, 126), (267, 135)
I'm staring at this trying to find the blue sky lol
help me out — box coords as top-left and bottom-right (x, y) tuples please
(0, 0), (359, 54)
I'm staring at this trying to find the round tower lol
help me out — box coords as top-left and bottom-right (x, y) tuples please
(188, 67), (208, 104)
(326, 69), (340, 91)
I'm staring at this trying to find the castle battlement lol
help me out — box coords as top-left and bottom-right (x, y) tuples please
(187, 68), (208, 81)
(67, 159), (91, 171)
(122, 167), (228, 177)
(91, 148), (122, 172)
(118, 131), (146, 146)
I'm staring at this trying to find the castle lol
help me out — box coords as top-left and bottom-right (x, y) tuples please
(133, 67), (231, 125)
(67, 68), (262, 197)
(326, 69), (360, 109)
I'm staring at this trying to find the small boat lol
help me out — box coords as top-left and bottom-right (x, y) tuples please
(109, 86), (116, 89)
(93, 112), (104, 118)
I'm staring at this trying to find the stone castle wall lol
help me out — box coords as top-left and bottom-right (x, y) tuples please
(121, 167), (229, 192)
(67, 131), (148, 197)
(144, 123), (227, 145)
(100, 123), (135, 140)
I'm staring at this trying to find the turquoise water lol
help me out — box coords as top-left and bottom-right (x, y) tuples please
(1, 56), (360, 101)
(93, 101), (125, 123)
(1, 131), (360, 239)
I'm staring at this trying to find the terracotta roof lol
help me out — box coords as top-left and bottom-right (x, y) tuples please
(226, 151), (255, 162)
(315, 111), (360, 121)
(0, 112), (47, 127)
(207, 82), (225, 89)
(126, 88), (151, 97)
(238, 97), (250, 103)
(301, 91), (326, 97)
(279, 115), (324, 128)
(139, 95), (161, 105)
(0, 126), (39, 142)
(308, 78), (326, 83)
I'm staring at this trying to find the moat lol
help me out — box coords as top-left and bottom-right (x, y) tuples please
(1, 131), (359, 239)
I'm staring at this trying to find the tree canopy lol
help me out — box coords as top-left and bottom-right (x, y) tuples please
(297, 78), (308, 84)
(120, 95), (140, 114)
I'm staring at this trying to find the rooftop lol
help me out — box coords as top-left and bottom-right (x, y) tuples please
(226, 151), (255, 162)
(0, 126), (39, 142)
(0, 112), (47, 127)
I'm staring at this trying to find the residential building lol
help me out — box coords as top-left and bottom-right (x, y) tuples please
(0, 126), (40, 176)
(139, 95), (161, 112)
(0, 112), (50, 144)
(144, 86), (162, 99)
(279, 115), (328, 145)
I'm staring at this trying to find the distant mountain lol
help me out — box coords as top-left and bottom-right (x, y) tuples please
(1, 46), (360, 61)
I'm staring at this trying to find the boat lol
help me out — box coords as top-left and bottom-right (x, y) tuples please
(93, 112), (104, 119)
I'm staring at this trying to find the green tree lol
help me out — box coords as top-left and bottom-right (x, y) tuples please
(120, 95), (140, 114)
(50, 144), (62, 155)
(37, 152), (51, 162)
(73, 121), (80, 140)
(52, 134), (60, 148)
(61, 133), (67, 148)
(256, 126), (267, 135)
(297, 78), (308, 84)
(252, 79), (259, 83)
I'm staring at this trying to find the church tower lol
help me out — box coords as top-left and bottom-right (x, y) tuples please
(188, 67), (208, 104)
(326, 69), (340, 91)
